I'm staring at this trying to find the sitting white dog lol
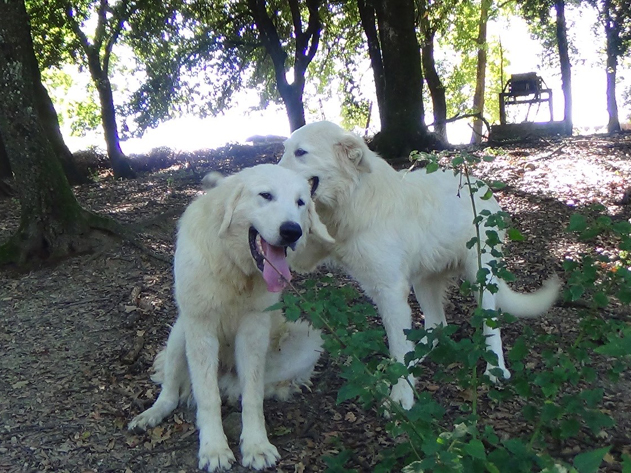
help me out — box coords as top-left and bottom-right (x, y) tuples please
(279, 121), (560, 410)
(129, 164), (333, 471)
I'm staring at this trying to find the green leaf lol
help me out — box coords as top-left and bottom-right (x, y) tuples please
(463, 439), (486, 460)
(594, 330), (631, 357)
(489, 180), (507, 190)
(481, 188), (494, 200)
(426, 162), (440, 174)
(507, 228), (525, 241)
(482, 155), (496, 162)
(593, 291), (609, 308)
(452, 155), (465, 166)
(567, 214), (587, 233)
(336, 383), (365, 404)
(508, 337), (528, 362)
(573, 446), (610, 473)
(466, 237), (478, 249)
(622, 454), (631, 473)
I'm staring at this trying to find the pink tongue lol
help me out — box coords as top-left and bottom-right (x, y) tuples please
(261, 241), (292, 292)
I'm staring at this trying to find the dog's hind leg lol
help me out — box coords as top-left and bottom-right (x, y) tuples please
(128, 318), (188, 431)
(235, 312), (280, 470)
(478, 278), (511, 382)
(465, 256), (511, 382)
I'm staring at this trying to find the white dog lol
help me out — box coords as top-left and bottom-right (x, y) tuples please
(128, 164), (333, 471)
(279, 121), (560, 410)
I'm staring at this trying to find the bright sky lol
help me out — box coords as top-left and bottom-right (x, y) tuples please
(61, 5), (629, 154)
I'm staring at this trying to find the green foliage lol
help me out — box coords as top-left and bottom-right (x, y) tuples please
(280, 151), (630, 471)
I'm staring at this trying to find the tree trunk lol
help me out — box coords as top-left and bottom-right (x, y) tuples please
(95, 71), (137, 178)
(604, 3), (621, 133)
(418, 0), (447, 142)
(555, 0), (573, 135)
(247, 0), (320, 132)
(34, 79), (89, 184)
(0, 0), (107, 265)
(357, 0), (386, 127)
(278, 79), (307, 132)
(368, 0), (435, 159)
(0, 133), (12, 179)
(471, 0), (492, 144)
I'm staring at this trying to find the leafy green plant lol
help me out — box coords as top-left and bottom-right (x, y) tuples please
(279, 152), (630, 472)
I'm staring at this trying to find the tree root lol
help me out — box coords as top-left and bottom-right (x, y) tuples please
(85, 210), (172, 265)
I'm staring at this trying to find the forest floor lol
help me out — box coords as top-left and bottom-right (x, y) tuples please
(1, 133), (631, 473)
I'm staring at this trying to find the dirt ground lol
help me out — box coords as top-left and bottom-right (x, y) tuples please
(1, 134), (630, 473)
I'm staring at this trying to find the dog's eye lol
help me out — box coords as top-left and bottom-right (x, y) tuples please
(259, 192), (273, 201)
(297, 198), (305, 207)
(294, 148), (307, 157)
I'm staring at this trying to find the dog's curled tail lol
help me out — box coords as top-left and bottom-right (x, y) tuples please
(496, 275), (561, 318)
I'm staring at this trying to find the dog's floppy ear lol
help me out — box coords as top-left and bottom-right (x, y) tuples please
(202, 172), (225, 190)
(219, 181), (245, 235)
(335, 133), (372, 173)
(307, 200), (334, 244)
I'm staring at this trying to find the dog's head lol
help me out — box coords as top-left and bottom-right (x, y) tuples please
(279, 121), (372, 208)
(205, 164), (333, 292)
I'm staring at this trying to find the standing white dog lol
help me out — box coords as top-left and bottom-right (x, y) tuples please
(128, 164), (333, 471)
(279, 121), (560, 410)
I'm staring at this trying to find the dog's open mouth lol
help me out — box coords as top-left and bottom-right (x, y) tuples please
(249, 227), (292, 293)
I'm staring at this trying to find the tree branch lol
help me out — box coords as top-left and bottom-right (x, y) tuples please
(103, 0), (130, 75)
(247, 0), (289, 90)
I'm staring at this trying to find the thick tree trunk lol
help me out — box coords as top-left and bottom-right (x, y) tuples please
(278, 80), (307, 132)
(555, 0), (573, 134)
(0, 0), (104, 265)
(358, 0), (386, 127)
(369, 0), (434, 159)
(604, 8), (621, 133)
(34, 80), (89, 184)
(471, 0), (492, 144)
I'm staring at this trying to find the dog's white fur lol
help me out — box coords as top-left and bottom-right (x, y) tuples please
(128, 164), (333, 471)
(279, 121), (560, 410)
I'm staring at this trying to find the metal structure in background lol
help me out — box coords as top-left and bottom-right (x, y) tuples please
(499, 72), (553, 125)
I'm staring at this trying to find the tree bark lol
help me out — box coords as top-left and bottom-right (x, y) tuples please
(0, 133), (12, 180)
(554, 0), (573, 134)
(364, 0), (435, 159)
(0, 0), (108, 265)
(470, 0), (492, 144)
(418, 0), (448, 142)
(34, 78), (89, 184)
(94, 69), (137, 177)
(247, 0), (321, 132)
(66, 3), (136, 179)
(604, 0), (621, 133)
(357, 0), (386, 127)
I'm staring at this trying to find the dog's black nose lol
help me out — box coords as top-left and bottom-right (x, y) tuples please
(279, 221), (302, 244)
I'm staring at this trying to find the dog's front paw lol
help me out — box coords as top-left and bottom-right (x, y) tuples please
(240, 438), (280, 470)
(128, 409), (163, 432)
(389, 379), (415, 411)
(484, 364), (511, 384)
(198, 441), (235, 472)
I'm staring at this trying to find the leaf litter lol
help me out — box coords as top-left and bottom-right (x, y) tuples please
(0, 135), (630, 471)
